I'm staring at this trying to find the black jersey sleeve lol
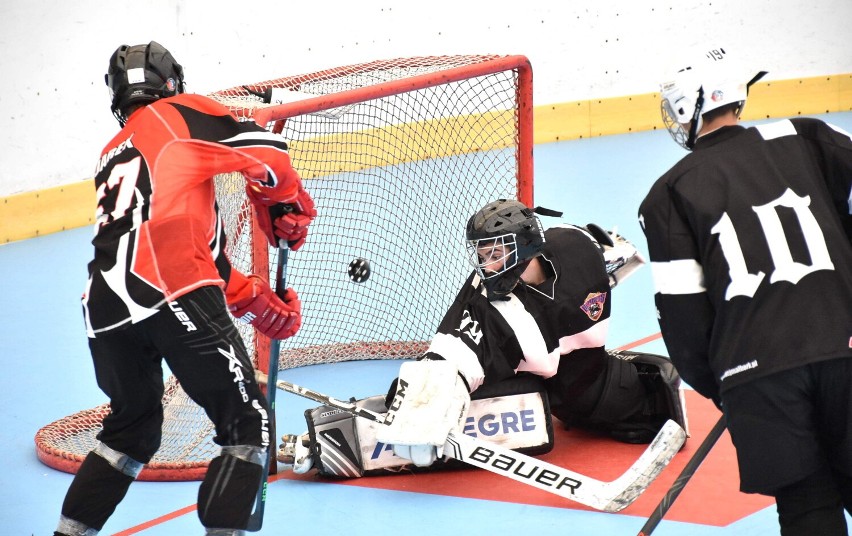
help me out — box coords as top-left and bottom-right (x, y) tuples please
(639, 179), (719, 402)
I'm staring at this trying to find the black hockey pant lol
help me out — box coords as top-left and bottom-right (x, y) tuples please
(61, 286), (270, 531)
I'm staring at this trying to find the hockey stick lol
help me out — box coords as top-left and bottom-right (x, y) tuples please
(246, 243), (289, 532)
(256, 371), (687, 513)
(637, 414), (727, 535)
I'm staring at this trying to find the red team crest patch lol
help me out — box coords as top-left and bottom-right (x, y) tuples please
(580, 292), (606, 321)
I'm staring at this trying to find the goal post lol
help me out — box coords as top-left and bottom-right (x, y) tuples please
(35, 54), (534, 481)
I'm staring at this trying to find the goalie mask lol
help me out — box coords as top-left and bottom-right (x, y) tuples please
(660, 47), (766, 150)
(106, 41), (186, 127)
(465, 199), (547, 301)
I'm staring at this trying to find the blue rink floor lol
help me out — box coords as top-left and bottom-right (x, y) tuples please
(2, 112), (850, 535)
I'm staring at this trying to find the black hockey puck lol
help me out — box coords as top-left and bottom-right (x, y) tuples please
(348, 258), (371, 283)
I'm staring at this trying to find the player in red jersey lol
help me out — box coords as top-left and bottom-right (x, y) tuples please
(54, 41), (316, 536)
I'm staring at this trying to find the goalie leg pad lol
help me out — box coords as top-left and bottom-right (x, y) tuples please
(294, 374), (554, 478)
(583, 350), (688, 444)
(465, 374), (555, 456)
(621, 350), (688, 434)
(301, 401), (370, 478)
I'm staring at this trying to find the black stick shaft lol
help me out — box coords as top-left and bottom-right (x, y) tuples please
(246, 245), (289, 532)
(637, 414), (727, 536)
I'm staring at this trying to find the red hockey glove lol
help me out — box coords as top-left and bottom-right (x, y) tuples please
(228, 274), (302, 340)
(248, 186), (316, 250)
(242, 151), (302, 205)
(272, 187), (316, 251)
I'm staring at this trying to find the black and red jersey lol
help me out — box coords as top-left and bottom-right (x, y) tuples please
(639, 118), (852, 399)
(84, 93), (297, 337)
(424, 225), (612, 393)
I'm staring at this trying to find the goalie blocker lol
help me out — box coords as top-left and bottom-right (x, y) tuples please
(278, 351), (687, 478)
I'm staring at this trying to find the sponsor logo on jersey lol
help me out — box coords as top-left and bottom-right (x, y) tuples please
(456, 309), (483, 344)
(580, 292), (607, 321)
(167, 301), (197, 332)
(720, 359), (759, 381)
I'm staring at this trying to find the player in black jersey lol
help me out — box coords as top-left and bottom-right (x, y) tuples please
(279, 200), (687, 478)
(54, 42), (315, 536)
(639, 46), (852, 535)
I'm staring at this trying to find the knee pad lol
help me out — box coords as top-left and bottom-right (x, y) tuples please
(92, 442), (145, 478)
(197, 449), (264, 530)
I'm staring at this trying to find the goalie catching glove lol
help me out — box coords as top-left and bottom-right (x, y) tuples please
(377, 359), (471, 467)
(226, 271), (301, 340)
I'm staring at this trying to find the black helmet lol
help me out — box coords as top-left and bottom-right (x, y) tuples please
(465, 199), (546, 300)
(105, 41), (185, 126)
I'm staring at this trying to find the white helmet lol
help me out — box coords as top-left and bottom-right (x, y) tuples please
(660, 47), (766, 150)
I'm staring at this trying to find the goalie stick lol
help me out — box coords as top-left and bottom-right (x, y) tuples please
(255, 371), (687, 513)
(246, 243), (289, 532)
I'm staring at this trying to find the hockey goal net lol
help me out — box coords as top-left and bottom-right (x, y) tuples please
(35, 55), (534, 481)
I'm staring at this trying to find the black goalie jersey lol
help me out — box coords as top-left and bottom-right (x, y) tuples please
(423, 225), (612, 394)
(639, 118), (852, 400)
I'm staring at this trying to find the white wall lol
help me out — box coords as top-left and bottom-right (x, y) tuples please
(1, 0), (850, 197)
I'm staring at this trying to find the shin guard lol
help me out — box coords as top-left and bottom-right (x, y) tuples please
(197, 450), (264, 530)
(58, 447), (138, 532)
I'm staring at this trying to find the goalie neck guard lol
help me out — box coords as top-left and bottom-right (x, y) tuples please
(106, 41), (186, 127)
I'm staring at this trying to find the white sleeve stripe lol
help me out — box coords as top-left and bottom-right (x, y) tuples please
(558, 319), (609, 354)
(651, 259), (707, 295)
(754, 119), (796, 140)
(492, 294), (560, 379)
(427, 333), (485, 391)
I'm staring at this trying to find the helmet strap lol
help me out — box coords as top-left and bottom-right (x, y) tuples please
(686, 86), (705, 150)
(533, 206), (563, 218)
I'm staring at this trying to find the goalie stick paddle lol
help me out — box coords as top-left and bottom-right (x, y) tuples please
(637, 414), (727, 535)
(255, 371), (687, 513)
(246, 244), (289, 532)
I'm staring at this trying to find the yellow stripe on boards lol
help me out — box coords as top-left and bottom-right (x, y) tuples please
(2, 73), (849, 243)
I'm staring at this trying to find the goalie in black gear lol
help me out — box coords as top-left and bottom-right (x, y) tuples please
(280, 200), (687, 477)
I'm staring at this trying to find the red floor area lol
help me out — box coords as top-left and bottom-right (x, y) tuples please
(282, 390), (773, 526)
